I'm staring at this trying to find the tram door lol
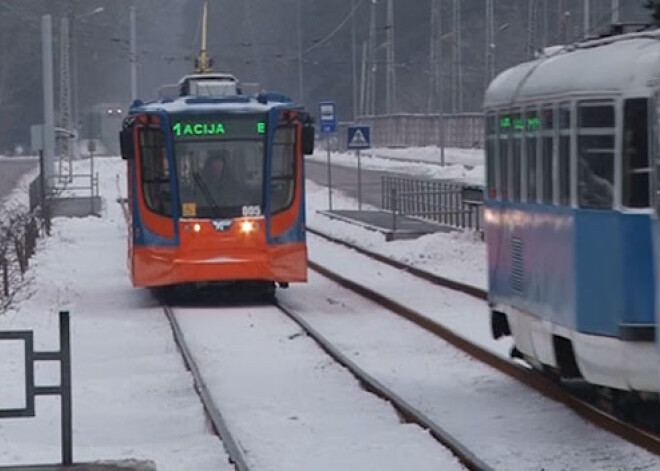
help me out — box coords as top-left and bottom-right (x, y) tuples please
(121, 120), (177, 279)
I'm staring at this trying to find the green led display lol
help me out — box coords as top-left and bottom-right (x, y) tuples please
(172, 122), (225, 137)
(170, 116), (267, 140)
(499, 116), (540, 131)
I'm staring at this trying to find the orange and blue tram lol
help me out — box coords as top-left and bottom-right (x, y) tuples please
(119, 93), (314, 289)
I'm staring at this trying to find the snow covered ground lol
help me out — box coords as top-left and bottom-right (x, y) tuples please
(306, 180), (487, 289)
(1, 153), (658, 470)
(307, 146), (485, 185)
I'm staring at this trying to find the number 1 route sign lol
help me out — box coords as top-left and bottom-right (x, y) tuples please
(318, 102), (337, 134)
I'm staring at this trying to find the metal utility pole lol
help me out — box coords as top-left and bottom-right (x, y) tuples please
(542, 0), (548, 49)
(583, 0), (590, 37)
(359, 41), (368, 117)
(385, 0), (396, 115)
(59, 17), (72, 179)
(352, 0), (358, 120)
(367, 0), (377, 116)
(484, 0), (495, 89)
(612, 0), (620, 24)
(438, 1), (446, 166)
(527, 0), (538, 59)
(296, 0), (304, 104)
(42, 15), (56, 186)
(452, 0), (462, 113)
(130, 4), (137, 100)
(558, 0), (570, 44)
(428, 0), (440, 112)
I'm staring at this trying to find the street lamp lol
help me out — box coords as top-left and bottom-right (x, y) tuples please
(72, 6), (105, 151)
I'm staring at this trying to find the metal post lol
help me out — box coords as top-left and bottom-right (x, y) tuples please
(130, 4), (137, 101)
(391, 188), (397, 231)
(42, 15), (56, 188)
(326, 138), (333, 211)
(583, 0), (590, 37)
(611, 0), (619, 24)
(90, 149), (95, 215)
(59, 311), (72, 465)
(352, 0), (358, 120)
(357, 149), (362, 210)
(71, 12), (79, 180)
(39, 150), (51, 236)
(296, 0), (304, 104)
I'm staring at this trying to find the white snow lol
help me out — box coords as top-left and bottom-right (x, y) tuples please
(278, 273), (660, 470)
(306, 180), (488, 290)
(307, 146), (485, 185)
(174, 306), (465, 471)
(0, 149), (658, 471)
(0, 157), (231, 470)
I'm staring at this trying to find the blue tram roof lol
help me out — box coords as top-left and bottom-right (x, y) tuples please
(129, 94), (298, 116)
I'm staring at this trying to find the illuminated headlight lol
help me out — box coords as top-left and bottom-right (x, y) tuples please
(193, 223), (202, 233)
(240, 220), (255, 234)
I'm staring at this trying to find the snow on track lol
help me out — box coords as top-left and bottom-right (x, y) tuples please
(172, 304), (466, 471)
(277, 271), (660, 470)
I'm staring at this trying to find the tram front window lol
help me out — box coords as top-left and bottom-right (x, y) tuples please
(176, 140), (264, 218)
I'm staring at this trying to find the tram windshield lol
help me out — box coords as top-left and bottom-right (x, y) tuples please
(175, 139), (264, 218)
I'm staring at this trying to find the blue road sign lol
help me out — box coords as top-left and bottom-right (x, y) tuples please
(318, 101), (337, 134)
(347, 126), (371, 149)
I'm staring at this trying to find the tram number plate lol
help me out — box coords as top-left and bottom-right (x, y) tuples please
(242, 205), (262, 217)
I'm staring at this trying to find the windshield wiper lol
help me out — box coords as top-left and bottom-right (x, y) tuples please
(192, 171), (222, 217)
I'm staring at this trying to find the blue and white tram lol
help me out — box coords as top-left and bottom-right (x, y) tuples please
(484, 31), (660, 395)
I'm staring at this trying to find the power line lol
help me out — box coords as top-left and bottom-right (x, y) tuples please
(302, 0), (365, 56)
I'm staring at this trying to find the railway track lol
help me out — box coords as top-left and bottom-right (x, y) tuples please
(162, 304), (250, 471)
(306, 225), (660, 458)
(162, 297), (493, 471)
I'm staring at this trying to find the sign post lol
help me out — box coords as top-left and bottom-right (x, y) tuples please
(347, 125), (371, 210)
(318, 101), (337, 210)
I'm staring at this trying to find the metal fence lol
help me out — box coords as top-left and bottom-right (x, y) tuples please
(337, 113), (484, 151)
(381, 176), (484, 232)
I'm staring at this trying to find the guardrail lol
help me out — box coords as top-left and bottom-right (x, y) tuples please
(381, 176), (484, 232)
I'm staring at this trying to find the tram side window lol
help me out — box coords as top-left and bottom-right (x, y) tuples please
(622, 98), (650, 208)
(525, 108), (539, 202)
(486, 114), (497, 199)
(499, 114), (510, 201)
(578, 102), (615, 209)
(271, 126), (296, 213)
(140, 128), (171, 216)
(541, 107), (554, 204)
(558, 104), (571, 206)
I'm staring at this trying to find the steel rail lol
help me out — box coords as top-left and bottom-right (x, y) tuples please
(275, 301), (494, 471)
(305, 232), (660, 457)
(307, 226), (487, 300)
(162, 304), (250, 471)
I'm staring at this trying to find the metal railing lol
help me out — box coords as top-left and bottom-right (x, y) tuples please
(0, 311), (73, 465)
(382, 176), (484, 232)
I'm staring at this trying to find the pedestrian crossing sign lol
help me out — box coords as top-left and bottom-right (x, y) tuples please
(347, 126), (371, 149)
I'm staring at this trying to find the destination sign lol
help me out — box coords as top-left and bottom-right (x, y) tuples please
(171, 115), (267, 140)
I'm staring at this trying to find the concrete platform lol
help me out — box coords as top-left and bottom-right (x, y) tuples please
(318, 209), (453, 241)
(0, 460), (155, 471)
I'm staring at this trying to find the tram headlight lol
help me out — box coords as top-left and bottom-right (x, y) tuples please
(240, 220), (255, 234)
(193, 223), (202, 233)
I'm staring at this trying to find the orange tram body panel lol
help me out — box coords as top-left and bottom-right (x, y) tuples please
(120, 93), (314, 288)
